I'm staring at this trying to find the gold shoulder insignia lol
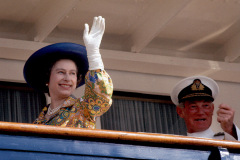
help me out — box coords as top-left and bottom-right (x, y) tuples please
(214, 132), (225, 137)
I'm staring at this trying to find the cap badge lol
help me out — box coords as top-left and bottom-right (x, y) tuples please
(191, 79), (204, 91)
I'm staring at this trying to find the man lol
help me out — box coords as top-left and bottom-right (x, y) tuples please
(170, 76), (240, 141)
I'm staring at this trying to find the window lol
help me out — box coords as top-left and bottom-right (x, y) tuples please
(0, 81), (46, 123)
(101, 91), (187, 135)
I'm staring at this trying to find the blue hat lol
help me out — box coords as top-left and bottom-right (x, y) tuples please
(23, 42), (89, 93)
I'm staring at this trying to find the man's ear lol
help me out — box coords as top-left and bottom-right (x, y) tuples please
(176, 106), (184, 118)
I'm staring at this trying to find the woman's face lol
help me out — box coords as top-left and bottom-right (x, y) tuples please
(48, 59), (78, 99)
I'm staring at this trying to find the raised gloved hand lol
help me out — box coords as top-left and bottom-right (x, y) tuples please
(83, 16), (105, 70)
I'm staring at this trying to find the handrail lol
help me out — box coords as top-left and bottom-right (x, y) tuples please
(0, 121), (239, 149)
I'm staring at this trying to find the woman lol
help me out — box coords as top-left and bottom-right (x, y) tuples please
(23, 16), (113, 129)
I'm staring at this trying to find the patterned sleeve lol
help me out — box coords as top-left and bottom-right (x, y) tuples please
(82, 69), (113, 118)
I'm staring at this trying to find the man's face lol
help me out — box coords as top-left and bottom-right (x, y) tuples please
(177, 99), (214, 133)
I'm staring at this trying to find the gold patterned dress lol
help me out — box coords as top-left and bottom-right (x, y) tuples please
(33, 70), (113, 129)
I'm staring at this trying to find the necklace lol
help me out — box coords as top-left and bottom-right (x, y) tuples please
(47, 104), (63, 115)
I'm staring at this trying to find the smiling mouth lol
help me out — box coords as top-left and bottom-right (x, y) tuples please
(60, 84), (72, 87)
(195, 119), (206, 121)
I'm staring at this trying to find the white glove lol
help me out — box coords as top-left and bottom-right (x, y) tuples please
(83, 16), (105, 70)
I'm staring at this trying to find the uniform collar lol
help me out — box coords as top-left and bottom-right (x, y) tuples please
(187, 128), (214, 138)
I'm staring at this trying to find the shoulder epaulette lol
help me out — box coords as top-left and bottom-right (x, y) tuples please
(214, 132), (225, 137)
